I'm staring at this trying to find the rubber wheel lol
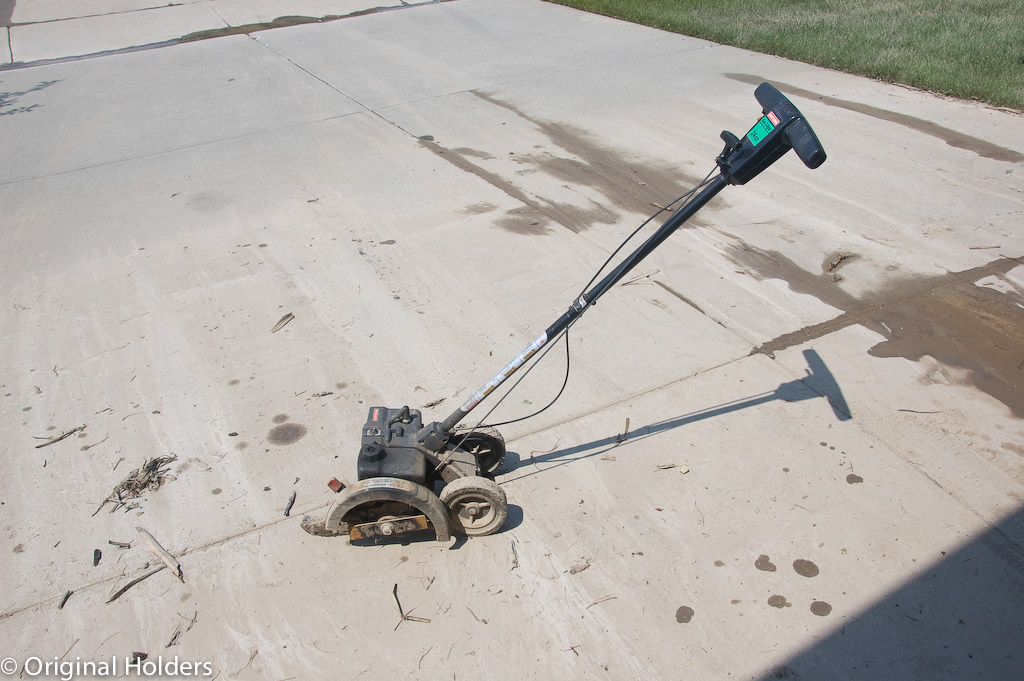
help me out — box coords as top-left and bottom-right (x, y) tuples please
(449, 427), (506, 475)
(439, 476), (508, 537)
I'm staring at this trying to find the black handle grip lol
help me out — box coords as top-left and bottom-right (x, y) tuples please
(754, 82), (826, 169)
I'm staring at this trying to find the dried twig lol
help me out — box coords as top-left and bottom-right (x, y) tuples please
(81, 435), (109, 451)
(35, 425), (86, 449)
(616, 417), (630, 443)
(166, 625), (181, 648)
(95, 455), (177, 514)
(284, 491), (297, 517)
(586, 595), (618, 610)
(827, 252), (855, 271)
(108, 539), (132, 550)
(270, 313), (294, 333)
(392, 584), (431, 630)
(58, 590), (73, 609)
(137, 527), (183, 582)
(107, 565), (166, 603)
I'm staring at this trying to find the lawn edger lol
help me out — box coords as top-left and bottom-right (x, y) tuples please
(306, 82), (827, 543)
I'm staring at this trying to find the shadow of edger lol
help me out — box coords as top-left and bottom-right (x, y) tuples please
(505, 348), (851, 478)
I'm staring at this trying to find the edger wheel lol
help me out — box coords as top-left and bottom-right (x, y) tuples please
(449, 427), (506, 475)
(439, 476), (507, 537)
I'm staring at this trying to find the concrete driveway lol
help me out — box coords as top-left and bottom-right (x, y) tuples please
(2, 1), (1023, 679)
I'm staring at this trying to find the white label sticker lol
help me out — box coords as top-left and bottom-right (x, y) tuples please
(359, 477), (415, 493)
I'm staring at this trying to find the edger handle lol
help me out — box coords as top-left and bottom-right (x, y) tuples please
(718, 82), (827, 185)
(754, 82), (826, 169)
(439, 83), (828, 433)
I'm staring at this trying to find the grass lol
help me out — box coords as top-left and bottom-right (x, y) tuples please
(549, 0), (1024, 111)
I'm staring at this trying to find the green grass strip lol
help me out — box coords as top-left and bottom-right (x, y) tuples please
(550, 0), (1024, 110)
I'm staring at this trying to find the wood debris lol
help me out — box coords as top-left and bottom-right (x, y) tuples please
(35, 425), (86, 449)
(270, 313), (294, 333)
(827, 252), (855, 271)
(284, 491), (297, 517)
(107, 565), (166, 604)
(392, 584), (431, 630)
(58, 590), (73, 609)
(93, 455), (178, 515)
(568, 559), (592, 575)
(137, 527), (183, 582)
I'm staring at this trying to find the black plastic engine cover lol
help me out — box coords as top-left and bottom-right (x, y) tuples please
(357, 406), (429, 485)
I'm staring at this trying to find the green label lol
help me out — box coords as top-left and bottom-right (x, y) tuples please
(746, 115), (776, 146)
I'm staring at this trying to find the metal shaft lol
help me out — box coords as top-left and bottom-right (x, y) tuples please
(440, 173), (729, 433)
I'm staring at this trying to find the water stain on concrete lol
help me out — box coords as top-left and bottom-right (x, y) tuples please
(0, 0), (13, 28)
(229, 379), (240, 386)
(810, 600), (833, 616)
(272, 414), (289, 424)
(462, 202), (498, 215)
(421, 92), (712, 235)
(675, 605), (695, 623)
(268, 423), (307, 445)
(181, 15), (329, 42)
(1003, 442), (1024, 457)
(724, 74), (1024, 163)
(654, 280), (707, 315)
(235, 441), (248, 450)
(846, 473), (864, 484)
(732, 243), (1024, 419)
(714, 560), (726, 566)
(768, 594), (791, 608)
(755, 554), (777, 572)
(793, 559), (820, 578)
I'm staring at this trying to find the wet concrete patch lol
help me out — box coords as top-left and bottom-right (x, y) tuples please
(810, 600), (833, 616)
(846, 473), (864, 484)
(272, 414), (289, 424)
(725, 74), (1024, 163)
(0, 0), (13, 28)
(463, 202), (498, 214)
(268, 422), (307, 445)
(767, 594), (791, 608)
(733, 243), (1024, 418)
(755, 554), (777, 572)
(422, 92), (712, 235)
(793, 559), (820, 578)
(675, 605), (695, 623)
(181, 16), (329, 43)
